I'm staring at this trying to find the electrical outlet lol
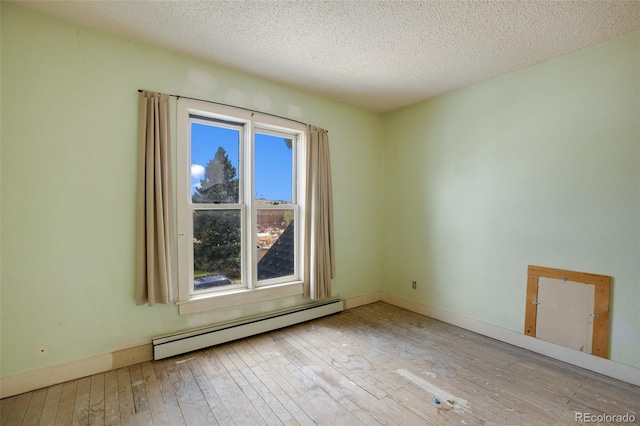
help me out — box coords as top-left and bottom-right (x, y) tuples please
(412, 281), (417, 289)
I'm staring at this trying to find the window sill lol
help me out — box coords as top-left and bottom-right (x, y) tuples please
(176, 281), (304, 315)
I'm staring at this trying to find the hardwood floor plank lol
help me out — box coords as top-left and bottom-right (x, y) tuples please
(187, 351), (233, 425)
(234, 339), (315, 425)
(0, 396), (16, 425)
(175, 357), (217, 425)
(294, 316), (410, 398)
(276, 327), (385, 425)
(129, 364), (151, 424)
(577, 375), (640, 413)
(2, 302), (639, 425)
(327, 312), (549, 422)
(247, 334), (334, 424)
(285, 323), (441, 425)
(250, 332), (361, 425)
(163, 357), (202, 425)
(287, 316), (447, 425)
(152, 361), (186, 426)
(348, 306), (571, 422)
(104, 370), (121, 426)
(54, 381), (77, 426)
(216, 343), (283, 425)
(37, 384), (62, 426)
(71, 377), (90, 426)
(207, 345), (266, 425)
(116, 367), (136, 425)
(3, 393), (31, 426)
(88, 374), (105, 426)
(140, 362), (170, 426)
(20, 389), (46, 426)
(332, 304), (564, 418)
(318, 305), (635, 425)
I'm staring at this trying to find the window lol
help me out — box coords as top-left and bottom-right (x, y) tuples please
(177, 99), (306, 314)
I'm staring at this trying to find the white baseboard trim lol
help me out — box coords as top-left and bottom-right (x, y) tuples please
(0, 293), (382, 398)
(0, 344), (152, 399)
(381, 292), (640, 388)
(3, 291), (635, 398)
(343, 291), (383, 310)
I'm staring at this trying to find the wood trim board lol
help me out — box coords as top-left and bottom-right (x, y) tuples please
(524, 265), (610, 358)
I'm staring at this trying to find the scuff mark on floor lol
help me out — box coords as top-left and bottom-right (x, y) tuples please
(395, 368), (471, 413)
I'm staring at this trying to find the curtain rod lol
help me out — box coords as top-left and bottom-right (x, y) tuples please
(138, 89), (309, 127)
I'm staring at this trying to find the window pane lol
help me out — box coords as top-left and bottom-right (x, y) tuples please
(257, 209), (295, 281)
(255, 133), (293, 204)
(191, 122), (240, 204)
(193, 210), (241, 291)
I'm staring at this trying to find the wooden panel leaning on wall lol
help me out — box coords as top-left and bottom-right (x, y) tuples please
(525, 265), (611, 358)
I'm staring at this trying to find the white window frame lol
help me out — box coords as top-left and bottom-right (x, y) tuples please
(252, 127), (299, 288)
(176, 98), (307, 315)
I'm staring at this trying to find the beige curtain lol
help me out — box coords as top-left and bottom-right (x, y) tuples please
(304, 125), (335, 299)
(136, 91), (173, 305)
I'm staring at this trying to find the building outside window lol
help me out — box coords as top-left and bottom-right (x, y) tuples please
(176, 99), (306, 313)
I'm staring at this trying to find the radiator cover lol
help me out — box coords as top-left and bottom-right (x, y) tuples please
(152, 298), (343, 360)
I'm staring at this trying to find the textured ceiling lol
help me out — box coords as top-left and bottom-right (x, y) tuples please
(14, 0), (640, 112)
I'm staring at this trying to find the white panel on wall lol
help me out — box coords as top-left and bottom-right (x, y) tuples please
(536, 277), (595, 354)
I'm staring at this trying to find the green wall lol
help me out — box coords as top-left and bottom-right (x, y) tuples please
(2, 2), (638, 380)
(383, 31), (640, 367)
(0, 2), (3, 380)
(0, 4), (383, 377)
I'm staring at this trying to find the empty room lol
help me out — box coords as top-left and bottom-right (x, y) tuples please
(1, 1), (639, 424)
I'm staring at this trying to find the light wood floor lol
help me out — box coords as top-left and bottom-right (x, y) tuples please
(2, 302), (639, 425)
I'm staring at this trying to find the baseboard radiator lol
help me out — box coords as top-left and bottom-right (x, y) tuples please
(152, 298), (343, 360)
